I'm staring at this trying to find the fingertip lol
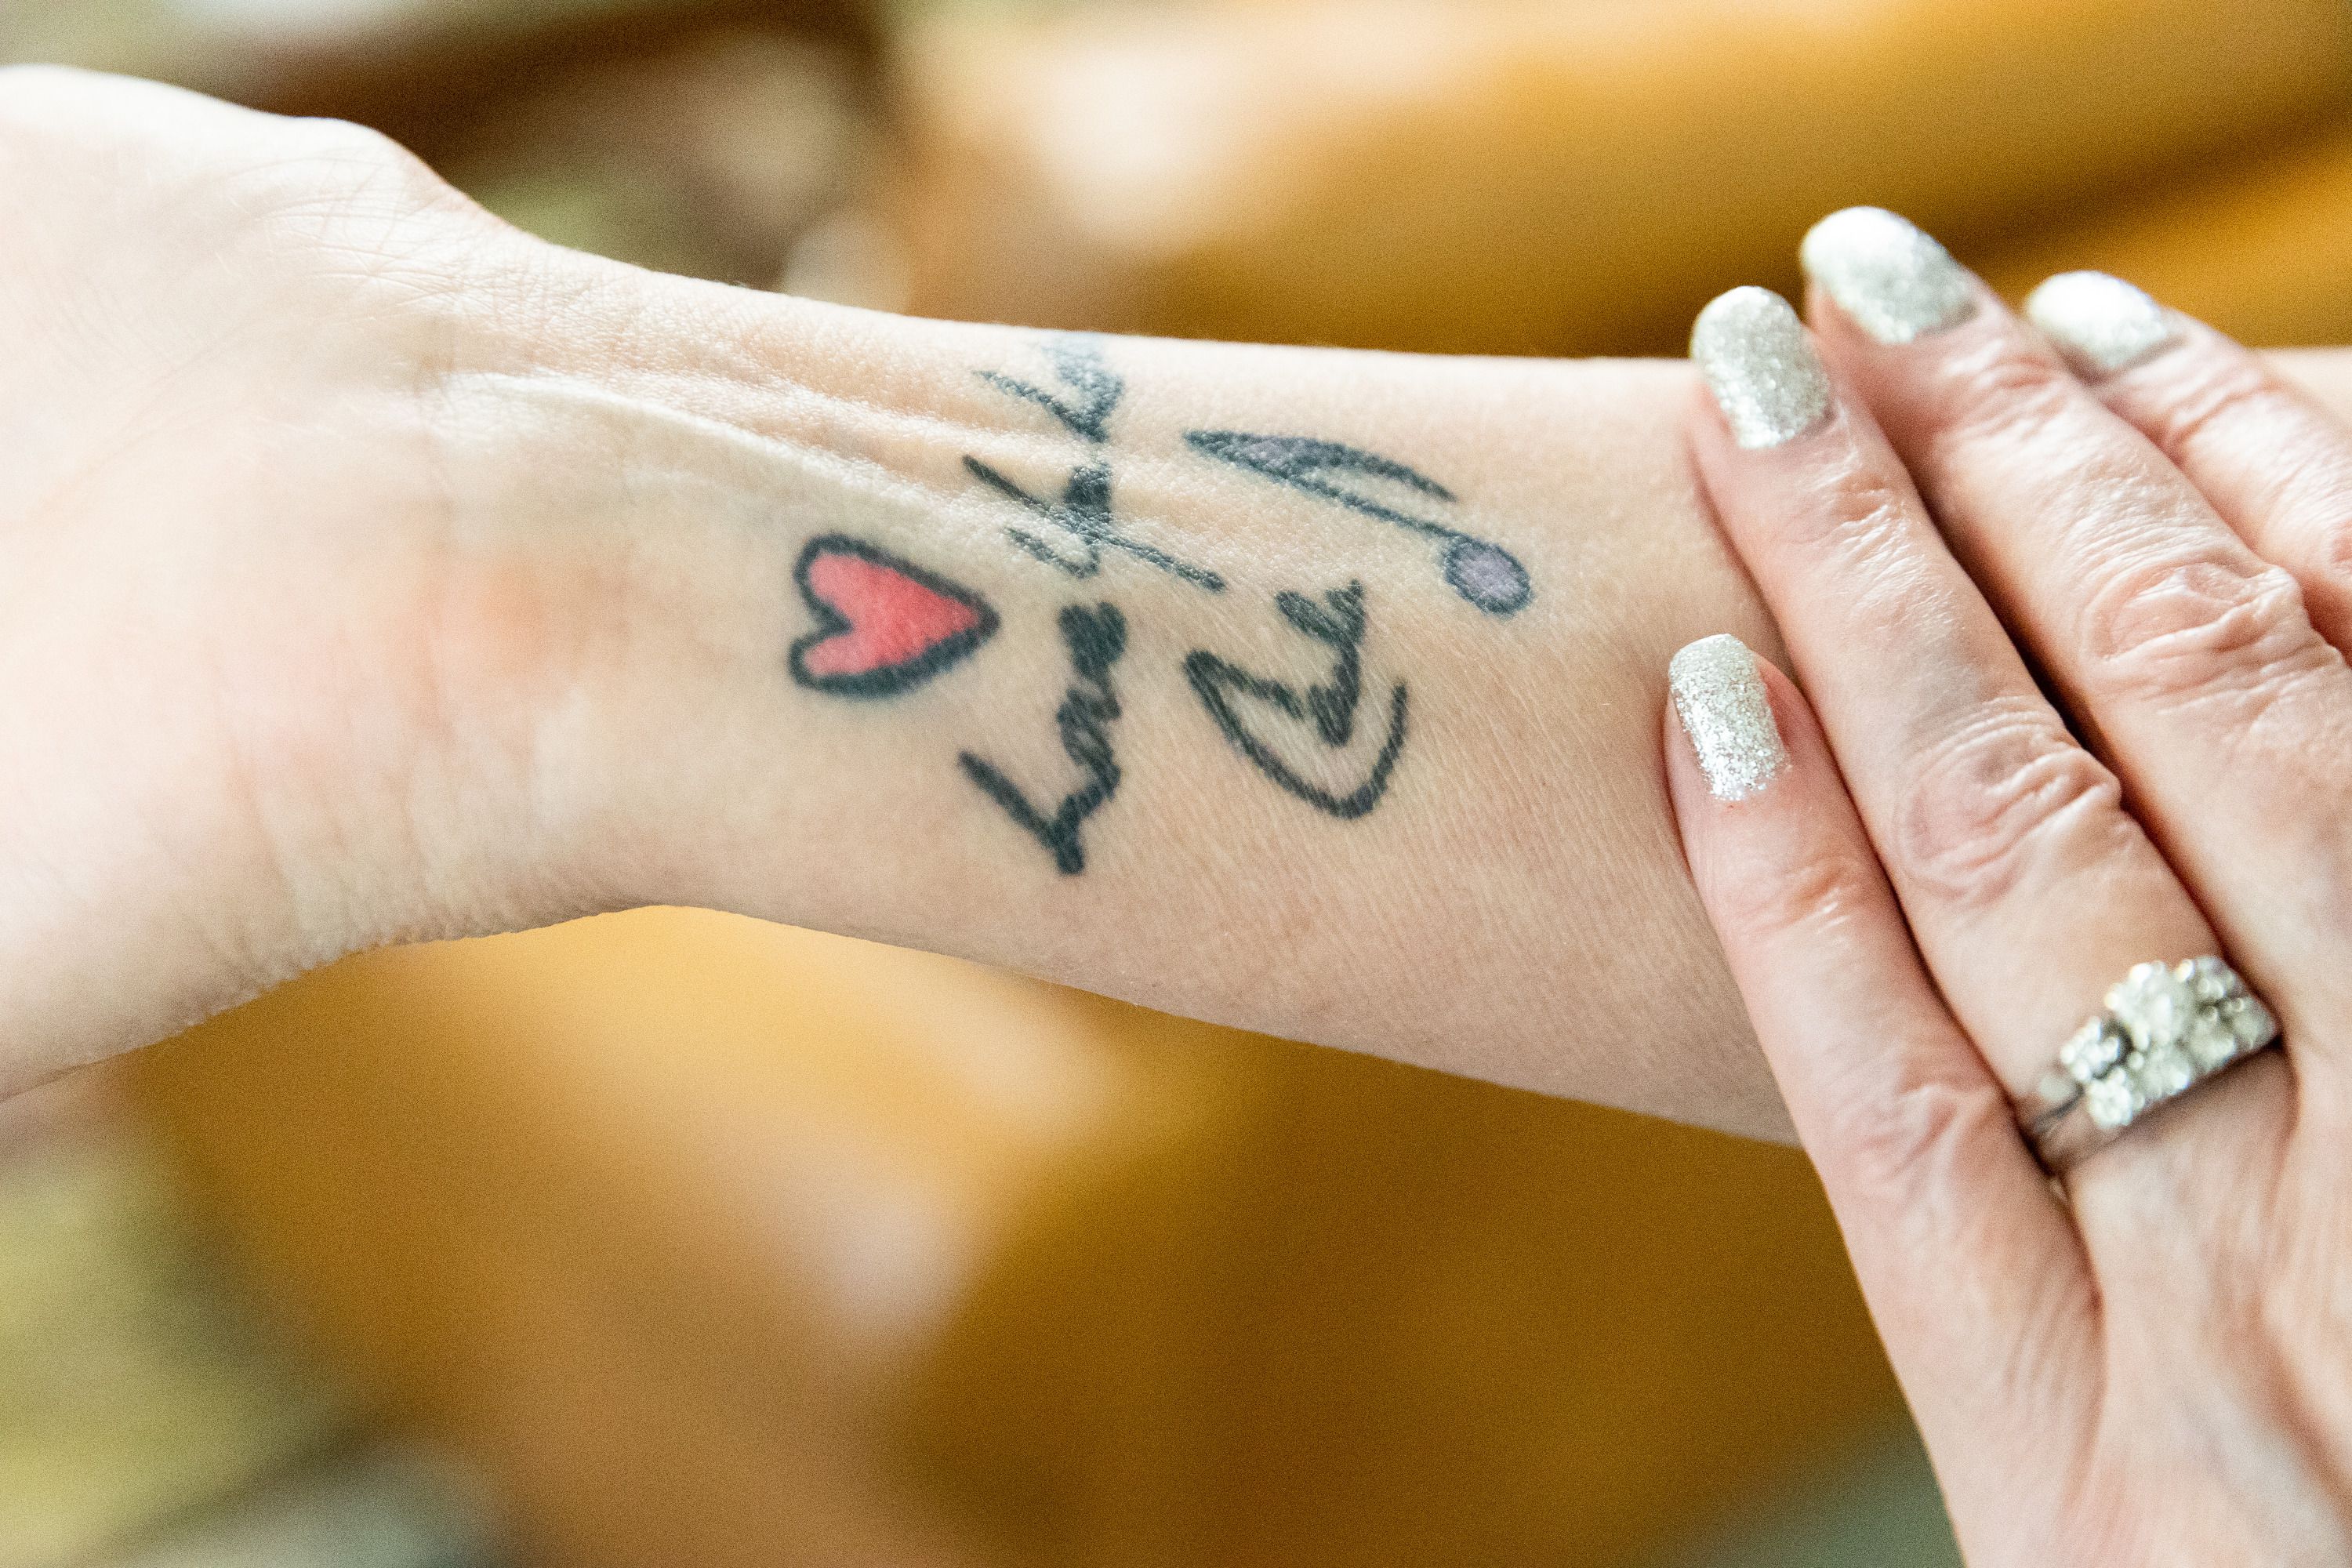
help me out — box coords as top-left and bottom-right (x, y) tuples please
(1663, 635), (1860, 917)
(1689, 287), (1834, 451)
(2023, 271), (2183, 381)
(1668, 633), (1791, 805)
(1798, 206), (1979, 348)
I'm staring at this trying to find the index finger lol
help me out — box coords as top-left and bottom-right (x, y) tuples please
(1662, 635), (2095, 1526)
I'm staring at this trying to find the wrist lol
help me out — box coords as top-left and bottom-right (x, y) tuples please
(0, 71), (1791, 1137)
(496, 278), (1795, 1136)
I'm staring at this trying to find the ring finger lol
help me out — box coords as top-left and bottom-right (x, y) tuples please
(2024, 272), (2352, 652)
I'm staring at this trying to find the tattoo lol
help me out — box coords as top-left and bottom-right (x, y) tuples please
(1185, 581), (1410, 820)
(1183, 431), (1530, 616)
(789, 534), (1000, 698)
(797, 362), (1472, 869)
(979, 339), (1123, 444)
(970, 340), (1226, 593)
(963, 456), (1228, 593)
(959, 603), (1127, 874)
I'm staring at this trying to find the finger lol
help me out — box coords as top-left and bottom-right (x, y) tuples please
(2024, 273), (2352, 651)
(1664, 636), (2096, 1517)
(1800, 209), (2352, 1058)
(1687, 287), (2217, 1109)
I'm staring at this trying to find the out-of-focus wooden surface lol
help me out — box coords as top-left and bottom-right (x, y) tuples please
(885, 0), (2352, 355)
(1980, 122), (2352, 350)
(0, 1078), (499, 1568)
(0, 0), (877, 148)
(138, 914), (1902, 1568)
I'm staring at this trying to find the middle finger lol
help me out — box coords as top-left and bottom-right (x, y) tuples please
(1800, 207), (2352, 1047)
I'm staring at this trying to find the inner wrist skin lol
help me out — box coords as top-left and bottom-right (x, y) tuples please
(442, 252), (1791, 1139)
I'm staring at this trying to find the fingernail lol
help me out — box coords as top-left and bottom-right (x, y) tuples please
(1670, 634), (1789, 802)
(2025, 270), (2180, 378)
(1800, 207), (1976, 346)
(1691, 287), (1832, 448)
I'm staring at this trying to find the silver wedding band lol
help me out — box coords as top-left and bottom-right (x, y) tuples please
(2019, 957), (2281, 1174)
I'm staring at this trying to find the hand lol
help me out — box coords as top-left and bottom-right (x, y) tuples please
(0, 67), (569, 1077)
(1669, 209), (2352, 1564)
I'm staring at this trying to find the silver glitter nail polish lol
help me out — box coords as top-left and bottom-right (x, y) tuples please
(1669, 634), (1788, 802)
(1691, 287), (1832, 448)
(1800, 207), (1976, 346)
(2025, 270), (2180, 378)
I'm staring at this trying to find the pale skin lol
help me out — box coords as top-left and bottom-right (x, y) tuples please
(13, 64), (2352, 1560)
(1672, 220), (2352, 1560)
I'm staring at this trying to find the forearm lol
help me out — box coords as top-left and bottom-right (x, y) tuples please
(13, 73), (2352, 1139)
(426, 260), (1786, 1134)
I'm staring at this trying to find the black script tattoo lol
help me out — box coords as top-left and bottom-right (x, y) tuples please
(968, 341), (1225, 593)
(979, 339), (1123, 444)
(1183, 431), (1530, 616)
(963, 456), (1227, 593)
(960, 603), (1128, 875)
(1185, 581), (1410, 820)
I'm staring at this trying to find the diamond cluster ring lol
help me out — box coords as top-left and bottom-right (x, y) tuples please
(2019, 957), (2281, 1174)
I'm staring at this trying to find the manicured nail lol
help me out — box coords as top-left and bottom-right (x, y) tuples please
(1691, 287), (1832, 448)
(1800, 207), (1976, 345)
(1670, 634), (1788, 802)
(2025, 270), (2180, 378)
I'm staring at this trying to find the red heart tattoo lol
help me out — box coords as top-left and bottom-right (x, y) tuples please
(789, 535), (1000, 698)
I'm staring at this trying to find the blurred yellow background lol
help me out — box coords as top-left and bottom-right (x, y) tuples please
(5, 1), (2350, 1564)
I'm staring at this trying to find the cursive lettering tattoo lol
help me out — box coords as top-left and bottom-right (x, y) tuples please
(964, 456), (1227, 593)
(789, 535), (1000, 698)
(1183, 431), (1529, 616)
(980, 339), (1123, 445)
(971, 341), (1225, 593)
(802, 361), (1469, 873)
(1185, 581), (1410, 819)
(960, 603), (1128, 874)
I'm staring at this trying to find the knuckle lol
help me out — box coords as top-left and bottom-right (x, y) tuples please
(2250, 437), (2352, 592)
(1784, 447), (1915, 557)
(1780, 454), (1980, 645)
(2314, 510), (2352, 590)
(291, 115), (423, 175)
(270, 117), (452, 212)
(2142, 354), (2291, 464)
(1708, 838), (1886, 949)
(1894, 699), (2124, 909)
(1931, 342), (2082, 453)
(1817, 1062), (2012, 1211)
(1839, 555), (1969, 662)
(2077, 550), (2333, 714)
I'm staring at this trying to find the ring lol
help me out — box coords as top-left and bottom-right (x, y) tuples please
(2019, 957), (2281, 1173)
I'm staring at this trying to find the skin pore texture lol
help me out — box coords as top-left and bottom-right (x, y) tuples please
(5, 67), (2351, 1142)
